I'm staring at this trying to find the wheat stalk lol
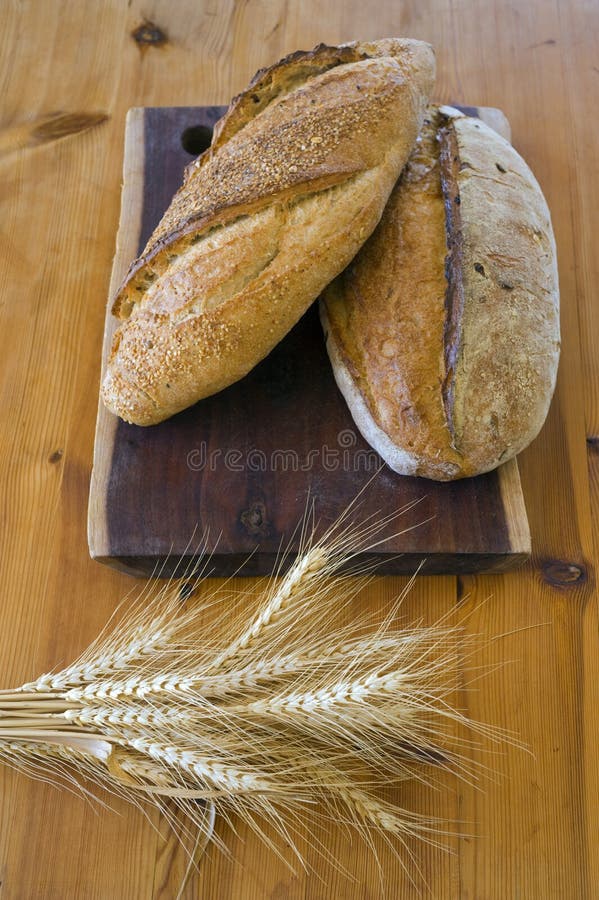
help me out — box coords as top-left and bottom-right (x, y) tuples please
(0, 519), (504, 876)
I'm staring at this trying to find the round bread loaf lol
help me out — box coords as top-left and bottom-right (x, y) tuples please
(102, 39), (435, 425)
(320, 105), (560, 480)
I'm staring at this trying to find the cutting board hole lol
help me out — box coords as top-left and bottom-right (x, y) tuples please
(181, 124), (213, 155)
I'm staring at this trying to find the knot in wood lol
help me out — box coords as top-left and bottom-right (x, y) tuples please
(240, 501), (271, 538)
(131, 20), (168, 49)
(541, 559), (586, 587)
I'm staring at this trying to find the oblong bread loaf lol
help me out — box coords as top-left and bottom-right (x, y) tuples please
(320, 105), (560, 480)
(102, 39), (435, 425)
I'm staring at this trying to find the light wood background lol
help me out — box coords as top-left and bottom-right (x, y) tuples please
(0, 1), (597, 898)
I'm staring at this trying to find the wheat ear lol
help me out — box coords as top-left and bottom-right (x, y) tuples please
(209, 546), (330, 670)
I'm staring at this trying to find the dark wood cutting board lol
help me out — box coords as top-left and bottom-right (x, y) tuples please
(88, 104), (530, 577)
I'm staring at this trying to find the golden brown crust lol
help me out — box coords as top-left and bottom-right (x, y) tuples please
(112, 39), (434, 318)
(209, 38), (437, 154)
(321, 109), (464, 479)
(321, 106), (560, 480)
(103, 39), (435, 424)
(209, 43), (369, 154)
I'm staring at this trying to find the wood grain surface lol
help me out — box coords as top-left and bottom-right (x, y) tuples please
(88, 103), (530, 578)
(0, 2), (597, 898)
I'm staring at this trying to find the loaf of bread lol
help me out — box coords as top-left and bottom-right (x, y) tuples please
(102, 39), (435, 425)
(320, 106), (560, 480)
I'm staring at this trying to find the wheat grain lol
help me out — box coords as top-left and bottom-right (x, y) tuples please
(232, 669), (414, 720)
(121, 738), (281, 796)
(22, 624), (169, 692)
(64, 672), (204, 703)
(107, 746), (175, 788)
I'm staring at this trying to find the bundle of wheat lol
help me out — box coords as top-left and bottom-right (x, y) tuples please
(0, 517), (500, 876)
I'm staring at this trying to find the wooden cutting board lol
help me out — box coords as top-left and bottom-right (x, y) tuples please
(88, 104), (530, 577)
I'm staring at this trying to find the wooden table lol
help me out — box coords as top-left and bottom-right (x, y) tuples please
(0, 2), (597, 897)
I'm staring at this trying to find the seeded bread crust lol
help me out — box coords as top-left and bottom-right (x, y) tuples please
(103, 39), (435, 425)
(320, 106), (560, 480)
